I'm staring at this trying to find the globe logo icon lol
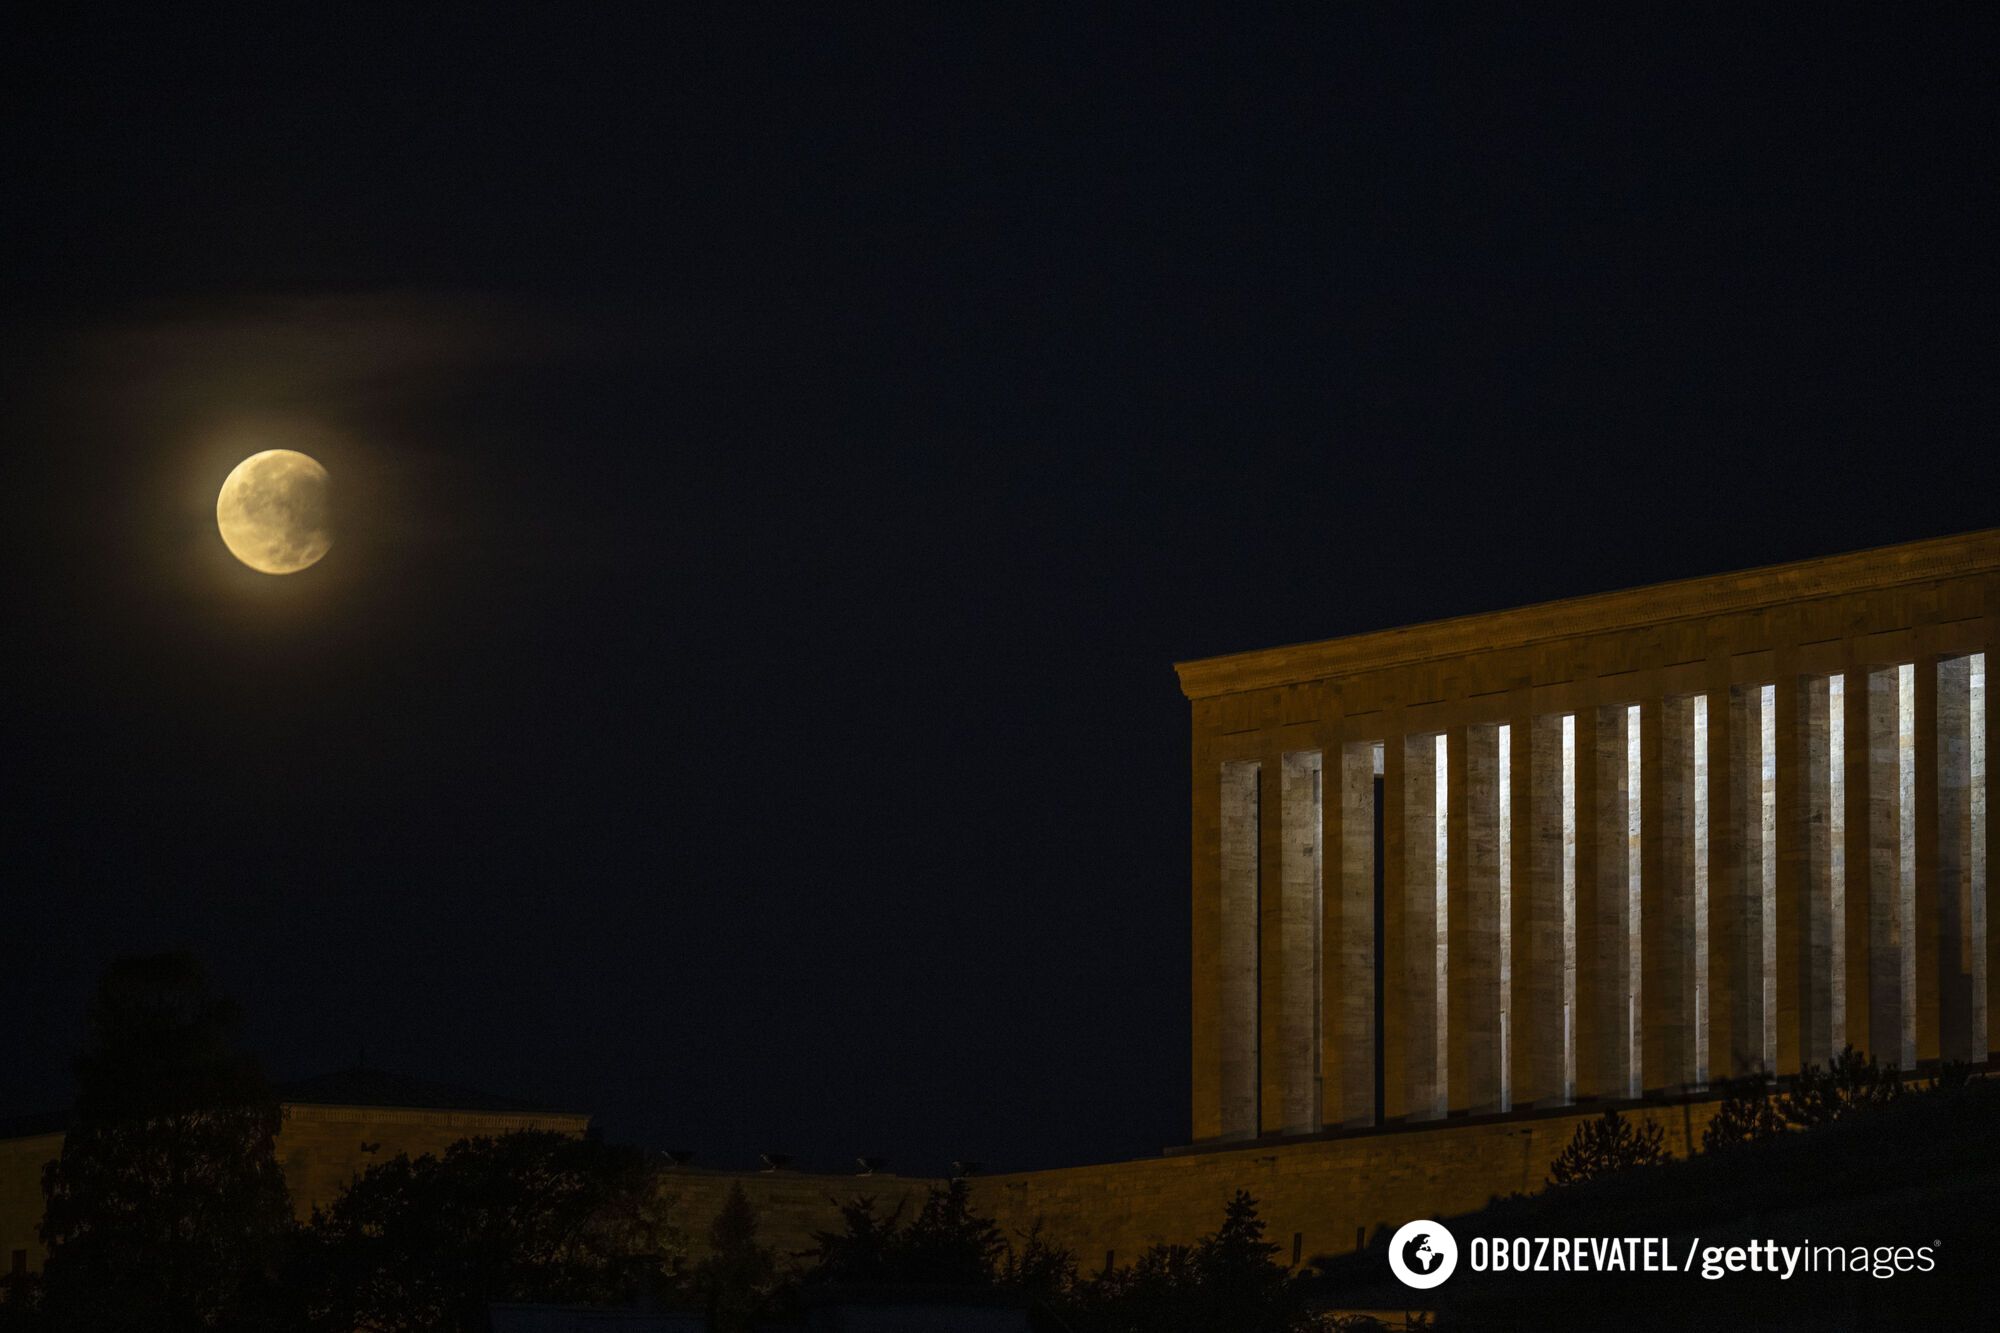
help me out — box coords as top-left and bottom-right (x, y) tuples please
(1387, 1219), (1458, 1290)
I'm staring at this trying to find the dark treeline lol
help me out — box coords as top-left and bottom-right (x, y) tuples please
(0, 955), (1351, 1332)
(10, 955), (1997, 1331)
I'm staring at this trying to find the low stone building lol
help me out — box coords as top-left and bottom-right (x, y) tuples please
(0, 1067), (590, 1277)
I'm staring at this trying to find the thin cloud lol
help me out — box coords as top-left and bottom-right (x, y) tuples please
(75, 290), (579, 415)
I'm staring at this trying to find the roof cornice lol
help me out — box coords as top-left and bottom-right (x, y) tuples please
(1174, 527), (2000, 701)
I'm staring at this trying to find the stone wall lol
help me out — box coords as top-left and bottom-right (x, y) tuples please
(659, 1167), (937, 1262)
(664, 1096), (1729, 1268)
(0, 1103), (589, 1272)
(279, 1103), (592, 1218)
(0, 1095), (1729, 1281)
(0, 1133), (61, 1277)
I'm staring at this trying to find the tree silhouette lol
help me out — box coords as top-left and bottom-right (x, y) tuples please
(1701, 1076), (1785, 1152)
(1070, 1192), (1306, 1333)
(693, 1184), (779, 1332)
(895, 1178), (1005, 1286)
(998, 1219), (1077, 1305)
(38, 952), (294, 1330)
(1779, 1045), (1901, 1128)
(1077, 1243), (1203, 1333)
(802, 1194), (905, 1286)
(802, 1179), (1003, 1291)
(1194, 1191), (1297, 1329)
(1547, 1109), (1668, 1186)
(299, 1130), (681, 1331)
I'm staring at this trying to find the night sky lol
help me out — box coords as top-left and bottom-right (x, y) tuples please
(3, 10), (1994, 1174)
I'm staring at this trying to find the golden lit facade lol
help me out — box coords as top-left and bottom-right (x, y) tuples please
(1178, 530), (1994, 1142)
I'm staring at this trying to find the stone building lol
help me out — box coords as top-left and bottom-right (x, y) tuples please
(1180, 526), (1992, 1142)
(665, 528), (1994, 1269)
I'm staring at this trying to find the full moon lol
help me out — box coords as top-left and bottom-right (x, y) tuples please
(215, 449), (332, 574)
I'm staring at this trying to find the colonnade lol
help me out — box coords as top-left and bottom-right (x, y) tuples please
(1205, 652), (1987, 1139)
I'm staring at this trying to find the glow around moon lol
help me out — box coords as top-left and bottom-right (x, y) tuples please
(216, 449), (332, 574)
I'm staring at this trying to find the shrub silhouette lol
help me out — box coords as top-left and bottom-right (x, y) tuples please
(1068, 1191), (1309, 1332)
(301, 1130), (681, 1329)
(1701, 1075), (1785, 1152)
(694, 1184), (778, 1333)
(1546, 1108), (1668, 1186)
(1778, 1045), (1900, 1129)
(802, 1194), (907, 1286)
(1927, 1058), (1976, 1094)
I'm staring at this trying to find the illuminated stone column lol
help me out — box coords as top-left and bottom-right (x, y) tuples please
(1574, 705), (1631, 1098)
(1380, 734), (1410, 1120)
(1571, 707), (1603, 1097)
(1397, 732), (1445, 1119)
(1708, 684), (1747, 1079)
(1863, 669), (1905, 1065)
(1980, 647), (1993, 1062)
(1256, 756), (1283, 1136)
(1644, 697), (1698, 1090)
(1843, 666), (1874, 1063)
(1513, 711), (1568, 1106)
(1900, 665), (1918, 1066)
(1218, 761), (1261, 1137)
(1323, 743), (1377, 1126)
(1980, 649), (1992, 1063)
(1736, 683), (1779, 1073)
(1191, 743), (1223, 1140)
(1800, 677), (1836, 1067)
(1274, 751), (1323, 1133)
(1937, 657), (1976, 1064)
(1913, 657), (1941, 1064)
(1450, 725), (1504, 1113)
(1775, 675), (1809, 1074)
(1694, 694), (1712, 1084)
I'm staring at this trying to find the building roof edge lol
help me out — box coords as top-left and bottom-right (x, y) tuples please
(1173, 526), (2000, 700)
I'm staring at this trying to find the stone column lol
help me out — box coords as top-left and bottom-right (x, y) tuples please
(1191, 737), (1222, 1141)
(1803, 677), (1835, 1067)
(1450, 725), (1504, 1113)
(1218, 761), (1261, 1137)
(1937, 656), (1975, 1063)
(1983, 634), (1996, 1064)
(1571, 706), (1602, 1098)
(1381, 733), (1410, 1120)
(1323, 743), (1377, 1126)
(1276, 751), (1324, 1133)
(1708, 683), (1751, 1079)
(1400, 733), (1443, 1119)
(1865, 669), (1905, 1065)
(1515, 710), (1565, 1105)
(1256, 755), (1284, 1136)
(1574, 705), (1631, 1098)
(1775, 673), (1808, 1074)
(1744, 683), (1776, 1072)
(1913, 656), (1941, 1064)
(1644, 697), (1696, 1090)
(1843, 665), (1874, 1062)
